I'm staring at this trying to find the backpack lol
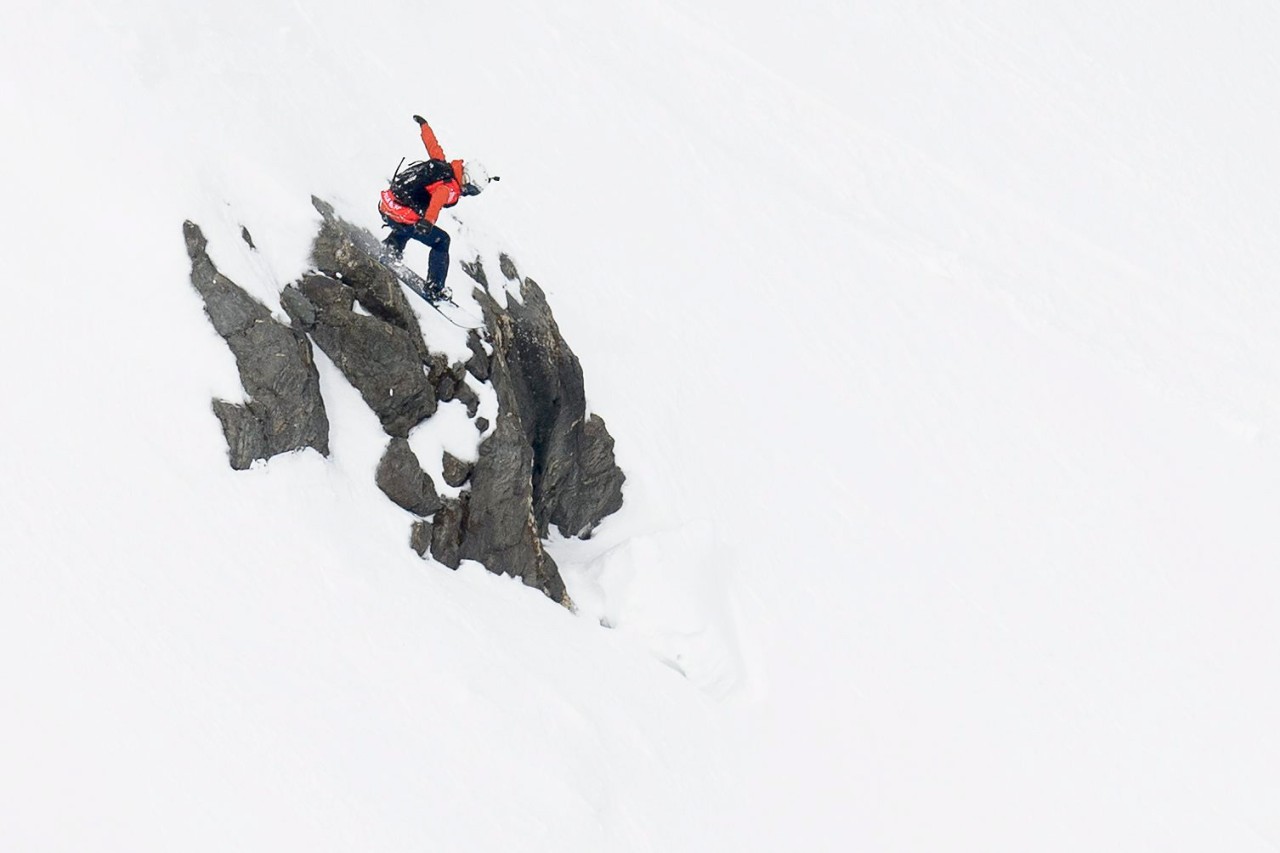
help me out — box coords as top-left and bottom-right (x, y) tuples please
(389, 159), (456, 210)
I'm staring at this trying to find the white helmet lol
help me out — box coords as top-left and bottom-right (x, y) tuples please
(462, 160), (491, 194)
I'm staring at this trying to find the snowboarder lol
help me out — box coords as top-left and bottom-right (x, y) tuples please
(378, 115), (494, 297)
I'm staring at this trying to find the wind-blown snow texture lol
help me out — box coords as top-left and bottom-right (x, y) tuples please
(4, 2), (1280, 851)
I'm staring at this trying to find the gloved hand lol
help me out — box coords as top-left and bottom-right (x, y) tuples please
(414, 218), (435, 236)
(412, 114), (427, 126)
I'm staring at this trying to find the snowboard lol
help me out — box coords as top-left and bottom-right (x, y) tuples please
(370, 249), (487, 330)
(340, 222), (481, 328)
(376, 251), (449, 304)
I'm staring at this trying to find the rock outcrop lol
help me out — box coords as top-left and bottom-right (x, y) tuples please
(375, 438), (443, 517)
(460, 412), (564, 601)
(285, 274), (437, 437)
(429, 497), (467, 570)
(473, 256), (626, 538)
(183, 221), (328, 469)
(441, 452), (473, 488)
(186, 202), (626, 606)
(309, 197), (432, 363)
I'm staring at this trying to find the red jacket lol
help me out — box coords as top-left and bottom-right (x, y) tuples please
(379, 120), (465, 226)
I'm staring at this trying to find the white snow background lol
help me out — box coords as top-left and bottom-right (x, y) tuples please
(4, 1), (1280, 850)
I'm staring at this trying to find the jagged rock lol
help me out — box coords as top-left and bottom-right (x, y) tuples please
(375, 438), (443, 516)
(210, 400), (267, 468)
(461, 257), (489, 288)
(293, 274), (436, 437)
(476, 277), (625, 538)
(310, 196), (432, 364)
(465, 329), (491, 381)
(426, 352), (451, 387)
(435, 373), (458, 403)
(498, 253), (520, 281)
(442, 452), (473, 488)
(461, 413), (565, 601)
(571, 414), (625, 529)
(183, 221), (329, 469)
(279, 285), (316, 329)
(240, 226), (256, 250)
(431, 496), (468, 569)
(193, 205), (622, 607)
(454, 380), (480, 418)
(410, 520), (432, 557)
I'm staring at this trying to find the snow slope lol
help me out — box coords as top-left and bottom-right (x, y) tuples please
(4, 1), (1280, 850)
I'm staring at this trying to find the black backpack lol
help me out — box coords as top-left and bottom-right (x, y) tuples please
(389, 159), (455, 210)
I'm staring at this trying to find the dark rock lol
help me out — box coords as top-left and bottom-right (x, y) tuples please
(465, 329), (491, 381)
(410, 520), (432, 557)
(288, 204), (622, 606)
(476, 277), (625, 538)
(435, 373), (457, 403)
(210, 400), (266, 471)
(570, 415), (626, 534)
(498, 253), (520, 281)
(442, 452), (473, 488)
(460, 257), (489, 288)
(183, 221), (329, 469)
(375, 438), (443, 517)
(461, 413), (565, 602)
(280, 285), (316, 329)
(186, 230), (271, 337)
(295, 274), (436, 437)
(300, 273), (354, 309)
(310, 196), (432, 364)
(430, 496), (468, 569)
(454, 380), (481, 418)
(240, 226), (256, 250)
(426, 352), (451, 386)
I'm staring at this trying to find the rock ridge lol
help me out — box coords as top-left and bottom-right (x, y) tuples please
(184, 202), (626, 605)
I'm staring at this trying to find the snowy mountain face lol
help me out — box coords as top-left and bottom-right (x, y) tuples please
(5, 2), (1280, 851)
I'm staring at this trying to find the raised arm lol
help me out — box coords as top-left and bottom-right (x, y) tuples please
(413, 114), (446, 161)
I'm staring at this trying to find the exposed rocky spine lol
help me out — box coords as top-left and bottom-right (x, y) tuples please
(459, 412), (565, 602)
(472, 256), (626, 538)
(285, 274), (437, 437)
(183, 221), (329, 469)
(186, 201), (626, 606)
(310, 197), (433, 363)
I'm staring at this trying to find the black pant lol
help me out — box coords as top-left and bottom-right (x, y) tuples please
(382, 217), (451, 286)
